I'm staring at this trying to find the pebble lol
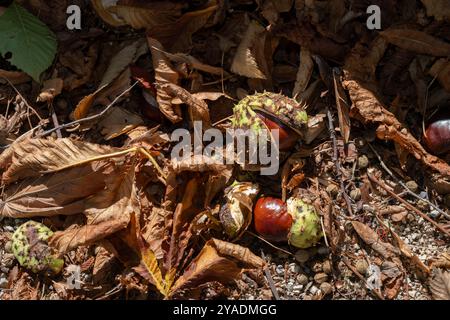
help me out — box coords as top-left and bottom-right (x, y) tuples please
(309, 286), (319, 295)
(0, 277), (8, 289)
(314, 273), (328, 284)
(405, 180), (418, 193)
(317, 246), (330, 255)
(293, 285), (303, 291)
(295, 250), (310, 263)
(326, 184), (339, 197)
(4, 241), (12, 253)
(312, 262), (323, 273)
(428, 210), (440, 219)
(275, 265), (284, 276)
(320, 282), (333, 295)
(350, 188), (361, 201)
(3, 225), (14, 233)
(297, 274), (309, 285)
(322, 260), (332, 274)
(355, 259), (368, 275)
(358, 155), (369, 169)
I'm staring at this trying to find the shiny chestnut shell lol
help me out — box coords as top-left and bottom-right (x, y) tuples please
(424, 118), (450, 155)
(254, 197), (293, 242)
(255, 111), (300, 151)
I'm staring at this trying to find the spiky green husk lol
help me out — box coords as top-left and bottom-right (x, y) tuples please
(232, 92), (308, 133)
(287, 198), (322, 248)
(12, 221), (64, 274)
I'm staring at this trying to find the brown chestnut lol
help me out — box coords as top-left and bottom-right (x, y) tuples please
(254, 197), (293, 242)
(255, 111), (299, 151)
(423, 116), (450, 155)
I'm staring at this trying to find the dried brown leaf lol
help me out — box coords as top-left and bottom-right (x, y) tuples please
(0, 70), (31, 85)
(351, 221), (400, 259)
(293, 49), (313, 98)
(37, 78), (63, 103)
(333, 71), (351, 143)
(380, 29), (450, 57)
(98, 107), (144, 140)
(429, 268), (450, 300)
(429, 59), (450, 92)
(169, 238), (264, 296)
(420, 0), (450, 21)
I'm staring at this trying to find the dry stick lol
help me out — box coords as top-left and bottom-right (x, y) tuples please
(260, 251), (280, 300)
(326, 108), (354, 216)
(246, 231), (294, 257)
(368, 143), (450, 220)
(39, 81), (139, 137)
(367, 172), (450, 238)
(342, 256), (384, 300)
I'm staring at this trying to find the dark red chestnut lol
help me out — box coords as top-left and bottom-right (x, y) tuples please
(423, 115), (450, 155)
(254, 197), (292, 242)
(255, 112), (299, 151)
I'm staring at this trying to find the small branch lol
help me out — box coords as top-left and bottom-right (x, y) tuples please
(368, 143), (449, 220)
(342, 256), (384, 300)
(326, 108), (354, 216)
(38, 82), (139, 137)
(260, 251), (280, 300)
(367, 171), (450, 238)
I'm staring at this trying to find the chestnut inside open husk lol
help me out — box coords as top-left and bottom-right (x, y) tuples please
(254, 196), (323, 248)
(423, 110), (450, 155)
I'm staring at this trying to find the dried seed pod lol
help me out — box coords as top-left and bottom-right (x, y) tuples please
(12, 221), (63, 275)
(219, 182), (260, 239)
(232, 92), (308, 151)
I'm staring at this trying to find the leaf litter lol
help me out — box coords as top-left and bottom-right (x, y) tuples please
(0, 0), (449, 301)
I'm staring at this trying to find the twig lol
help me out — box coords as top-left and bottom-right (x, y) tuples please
(326, 108), (354, 216)
(246, 231), (294, 257)
(260, 251), (280, 300)
(367, 171), (450, 238)
(368, 143), (450, 220)
(38, 81), (139, 137)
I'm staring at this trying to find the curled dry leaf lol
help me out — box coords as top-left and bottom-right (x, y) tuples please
(429, 59), (450, 92)
(342, 76), (450, 178)
(169, 238), (265, 296)
(380, 29), (450, 57)
(351, 221), (400, 259)
(429, 268), (450, 300)
(231, 20), (267, 79)
(333, 70), (351, 143)
(148, 38), (182, 123)
(293, 49), (313, 98)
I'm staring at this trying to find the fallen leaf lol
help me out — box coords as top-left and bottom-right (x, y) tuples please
(429, 268), (450, 300)
(293, 49), (313, 98)
(380, 29), (450, 57)
(429, 59), (450, 92)
(0, 70), (31, 85)
(231, 20), (267, 79)
(333, 70), (351, 143)
(420, 0), (450, 21)
(98, 107), (144, 140)
(351, 221), (400, 259)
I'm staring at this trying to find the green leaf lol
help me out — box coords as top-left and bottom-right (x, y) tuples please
(0, 2), (57, 82)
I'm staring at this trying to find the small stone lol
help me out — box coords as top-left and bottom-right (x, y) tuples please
(405, 180), (418, 193)
(406, 213), (415, 223)
(326, 184), (339, 197)
(275, 265), (284, 276)
(297, 274), (309, 285)
(3, 225), (14, 233)
(309, 285), (319, 295)
(303, 294), (312, 300)
(293, 285), (303, 291)
(319, 282), (333, 295)
(322, 260), (332, 274)
(4, 241), (12, 253)
(295, 249), (310, 263)
(355, 259), (368, 275)
(314, 272), (328, 284)
(350, 188), (361, 201)
(358, 155), (369, 169)
(417, 200), (429, 211)
(312, 262), (323, 273)
(428, 210), (440, 219)
(0, 277), (8, 289)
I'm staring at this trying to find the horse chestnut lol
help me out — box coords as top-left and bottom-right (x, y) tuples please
(255, 111), (300, 151)
(254, 197), (292, 242)
(254, 196), (323, 248)
(423, 116), (450, 155)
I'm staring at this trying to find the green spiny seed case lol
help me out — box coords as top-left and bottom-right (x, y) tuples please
(286, 197), (323, 249)
(12, 221), (64, 274)
(232, 92), (308, 135)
